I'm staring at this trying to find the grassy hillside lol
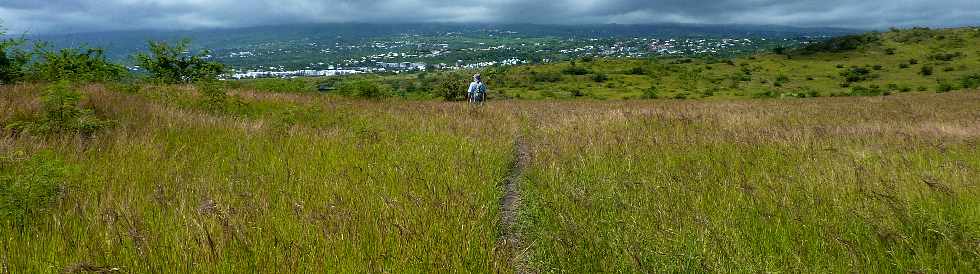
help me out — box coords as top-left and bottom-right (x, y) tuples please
(1, 27), (979, 272)
(254, 27), (978, 100)
(484, 27), (980, 99)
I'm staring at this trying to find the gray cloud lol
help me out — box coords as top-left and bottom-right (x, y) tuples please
(2, 0), (978, 34)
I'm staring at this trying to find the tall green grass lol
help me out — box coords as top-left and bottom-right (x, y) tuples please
(519, 95), (980, 272)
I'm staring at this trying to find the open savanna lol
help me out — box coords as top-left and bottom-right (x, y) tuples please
(2, 81), (979, 272)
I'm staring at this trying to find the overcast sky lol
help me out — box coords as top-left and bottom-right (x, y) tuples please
(2, 0), (978, 34)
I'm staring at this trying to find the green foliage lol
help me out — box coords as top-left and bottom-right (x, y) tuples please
(920, 65), (934, 76)
(134, 39), (225, 84)
(936, 81), (955, 93)
(849, 84), (889, 96)
(929, 52), (962, 62)
(238, 78), (311, 93)
(4, 81), (112, 135)
(959, 73), (980, 89)
(561, 65), (591, 76)
(29, 43), (126, 83)
(340, 80), (388, 99)
(641, 86), (660, 99)
(530, 71), (562, 83)
(0, 151), (71, 227)
(626, 66), (646, 75)
(795, 33), (880, 54)
(197, 80), (229, 112)
(0, 33), (30, 84)
(591, 73), (609, 83)
(841, 66), (872, 83)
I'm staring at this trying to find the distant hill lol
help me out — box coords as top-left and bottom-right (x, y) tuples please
(21, 23), (860, 64)
(252, 26), (978, 100)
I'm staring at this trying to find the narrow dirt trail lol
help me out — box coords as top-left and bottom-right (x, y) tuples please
(498, 136), (530, 273)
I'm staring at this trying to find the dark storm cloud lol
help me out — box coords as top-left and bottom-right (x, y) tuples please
(1, 0), (978, 34)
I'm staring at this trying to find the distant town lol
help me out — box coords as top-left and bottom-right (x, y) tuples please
(191, 29), (828, 79)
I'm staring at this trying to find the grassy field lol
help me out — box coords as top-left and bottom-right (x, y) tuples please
(518, 94), (980, 272)
(1, 83), (521, 272)
(1, 81), (978, 272)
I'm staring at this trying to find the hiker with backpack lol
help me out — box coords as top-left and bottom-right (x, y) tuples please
(467, 73), (487, 105)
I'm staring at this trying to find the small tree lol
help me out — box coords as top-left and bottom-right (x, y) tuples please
(0, 27), (30, 84)
(29, 43), (126, 82)
(435, 74), (467, 101)
(134, 39), (224, 84)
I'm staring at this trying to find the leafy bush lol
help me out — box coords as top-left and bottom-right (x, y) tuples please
(752, 90), (779, 98)
(591, 73), (609, 83)
(899, 63), (910, 69)
(134, 39), (225, 84)
(841, 67), (871, 83)
(561, 65), (590, 76)
(959, 74), (980, 89)
(920, 66), (934, 76)
(642, 86), (660, 99)
(530, 71), (562, 83)
(433, 75), (469, 101)
(936, 82), (955, 93)
(0, 151), (71, 228)
(626, 66), (646, 75)
(339, 80), (387, 99)
(29, 44), (126, 83)
(196, 80), (228, 112)
(4, 81), (112, 135)
(929, 52), (962, 62)
(0, 32), (30, 84)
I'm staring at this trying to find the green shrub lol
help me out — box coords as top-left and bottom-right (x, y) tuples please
(0, 151), (71, 228)
(752, 90), (779, 98)
(920, 66), (934, 76)
(0, 32), (30, 84)
(561, 65), (590, 76)
(641, 86), (660, 99)
(626, 67), (646, 75)
(899, 63), (910, 69)
(591, 73), (609, 83)
(530, 71), (562, 83)
(841, 67), (872, 83)
(937, 82), (955, 93)
(929, 52), (962, 61)
(4, 81), (112, 135)
(134, 39), (225, 84)
(959, 74), (980, 89)
(197, 80), (228, 112)
(29, 44), (126, 83)
(433, 76), (464, 101)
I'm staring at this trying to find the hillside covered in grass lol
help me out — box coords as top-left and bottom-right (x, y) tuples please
(247, 27), (979, 100)
(1, 26), (979, 272)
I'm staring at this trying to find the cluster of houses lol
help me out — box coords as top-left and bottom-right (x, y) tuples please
(230, 69), (362, 79)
